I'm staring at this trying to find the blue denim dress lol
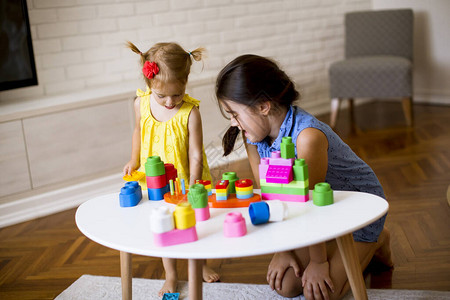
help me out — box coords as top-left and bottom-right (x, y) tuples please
(248, 105), (386, 242)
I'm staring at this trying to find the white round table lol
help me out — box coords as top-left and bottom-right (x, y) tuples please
(76, 189), (388, 300)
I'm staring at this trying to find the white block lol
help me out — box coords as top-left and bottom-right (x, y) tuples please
(266, 200), (288, 222)
(29, 9), (57, 24)
(37, 22), (78, 39)
(98, 3), (134, 18)
(150, 207), (175, 234)
(56, 6), (96, 21)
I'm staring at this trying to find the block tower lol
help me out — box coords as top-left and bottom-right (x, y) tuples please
(150, 203), (198, 247)
(145, 156), (170, 200)
(259, 137), (310, 202)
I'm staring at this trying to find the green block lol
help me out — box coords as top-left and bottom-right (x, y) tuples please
(293, 159), (309, 181)
(312, 182), (334, 206)
(222, 172), (238, 194)
(144, 156), (165, 177)
(260, 179), (282, 188)
(286, 180), (309, 189)
(281, 137), (295, 159)
(187, 184), (208, 208)
(261, 185), (309, 196)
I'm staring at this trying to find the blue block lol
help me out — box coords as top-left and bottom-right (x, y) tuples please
(148, 184), (169, 201)
(249, 202), (270, 225)
(125, 181), (142, 199)
(236, 193), (253, 199)
(216, 195), (228, 201)
(162, 293), (180, 300)
(119, 182), (142, 207)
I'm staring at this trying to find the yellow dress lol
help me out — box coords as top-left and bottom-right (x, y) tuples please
(137, 88), (212, 185)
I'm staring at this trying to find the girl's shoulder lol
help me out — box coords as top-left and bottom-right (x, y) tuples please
(183, 94), (200, 107)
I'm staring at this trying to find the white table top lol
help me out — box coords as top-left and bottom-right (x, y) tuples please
(75, 190), (388, 259)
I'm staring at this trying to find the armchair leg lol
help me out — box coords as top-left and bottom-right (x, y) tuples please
(402, 97), (413, 126)
(330, 98), (341, 129)
(348, 98), (355, 131)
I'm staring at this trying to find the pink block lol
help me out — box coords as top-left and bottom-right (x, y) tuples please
(259, 158), (269, 179)
(265, 165), (293, 184)
(269, 150), (294, 166)
(194, 207), (210, 221)
(269, 157), (294, 166)
(262, 193), (309, 202)
(153, 226), (198, 247)
(223, 212), (247, 237)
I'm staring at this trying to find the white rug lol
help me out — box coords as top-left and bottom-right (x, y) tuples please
(56, 275), (450, 300)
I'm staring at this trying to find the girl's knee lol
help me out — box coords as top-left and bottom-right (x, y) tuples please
(274, 267), (303, 298)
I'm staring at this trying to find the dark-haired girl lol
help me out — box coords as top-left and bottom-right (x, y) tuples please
(216, 55), (392, 300)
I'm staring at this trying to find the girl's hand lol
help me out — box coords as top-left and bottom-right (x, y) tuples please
(301, 261), (334, 300)
(267, 251), (301, 291)
(123, 160), (139, 176)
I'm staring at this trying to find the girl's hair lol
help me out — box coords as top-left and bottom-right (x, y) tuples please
(126, 41), (204, 89)
(215, 54), (300, 156)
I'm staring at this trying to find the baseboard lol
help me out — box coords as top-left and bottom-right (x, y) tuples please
(0, 173), (124, 228)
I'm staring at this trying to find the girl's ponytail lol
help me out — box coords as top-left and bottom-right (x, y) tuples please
(126, 41), (146, 65)
(188, 47), (206, 62)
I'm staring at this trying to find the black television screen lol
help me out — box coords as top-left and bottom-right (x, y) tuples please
(0, 0), (38, 91)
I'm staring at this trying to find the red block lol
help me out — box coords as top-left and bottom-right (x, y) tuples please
(235, 179), (253, 188)
(147, 174), (167, 189)
(164, 163), (177, 182)
(215, 180), (229, 190)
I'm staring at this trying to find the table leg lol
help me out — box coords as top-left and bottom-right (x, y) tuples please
(336, 233), (368, 300)
(188, 259), (203, 300)
(120, 251), (132, 300)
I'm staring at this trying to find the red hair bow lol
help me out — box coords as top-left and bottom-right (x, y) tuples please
(142, 61), (159, 79)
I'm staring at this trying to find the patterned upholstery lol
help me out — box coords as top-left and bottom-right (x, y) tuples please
(330, 9), (413, 99)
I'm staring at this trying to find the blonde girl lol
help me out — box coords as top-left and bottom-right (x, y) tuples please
(122, 42), (218, 296)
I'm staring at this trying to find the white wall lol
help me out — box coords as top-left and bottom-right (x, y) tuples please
(1, 0), (377, 226)
(373, 0), (450, 104)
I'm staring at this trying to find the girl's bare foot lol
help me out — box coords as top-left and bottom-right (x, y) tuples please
(158, 277), (178, 297)
(203, 264), (220, 283)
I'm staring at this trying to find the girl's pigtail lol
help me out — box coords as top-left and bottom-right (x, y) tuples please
(188, 47), (206, 62)
(126, 41), (146, 65)
(222, 126), (241, 156)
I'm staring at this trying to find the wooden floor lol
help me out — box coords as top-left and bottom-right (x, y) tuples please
(0, 101), (449, 299)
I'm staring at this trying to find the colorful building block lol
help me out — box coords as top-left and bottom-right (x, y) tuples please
(222, 172), (238, 194)
(164, 163), (177, 182)
(293, 158), (309, 181)
(223, 212), (247, 237)
(162, 293), (180, 300)
(123, 170), (145, 182)
(195, 179), (212, 195)
(261, 193), (309, 202)
(150, 206), (175, 233)
(249, 202), (270, 225)
(153, 226), (198, 247)
(146, 173), (167, 189)
(188, 184), (210, 221)
(312, 182), (334, 206)
(173, 202), (196, 230)
(235, 179), (254, 199)
(269, 150), (294, 166)
(249, 200), (288, 225)
(215, 179), (229, 201)
(148, 185), (170, 201)
(119, 181), (142, 207)
(281, 137), (295, 159)
(152, 203), (198, 247)
(145, 156), (165, 177)
(265, 200), (288, 222)
(259, 157), (270, 179)
(265, 165), (293, 184)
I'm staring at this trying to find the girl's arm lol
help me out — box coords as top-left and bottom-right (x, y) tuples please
(244, 138), (261, 188)
(187, 106), (204, 186)
(296, 128), (335, 299)
(123, 97), (142, 176)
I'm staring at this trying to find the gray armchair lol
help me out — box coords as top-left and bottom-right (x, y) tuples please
(329, 9), (414, 129)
